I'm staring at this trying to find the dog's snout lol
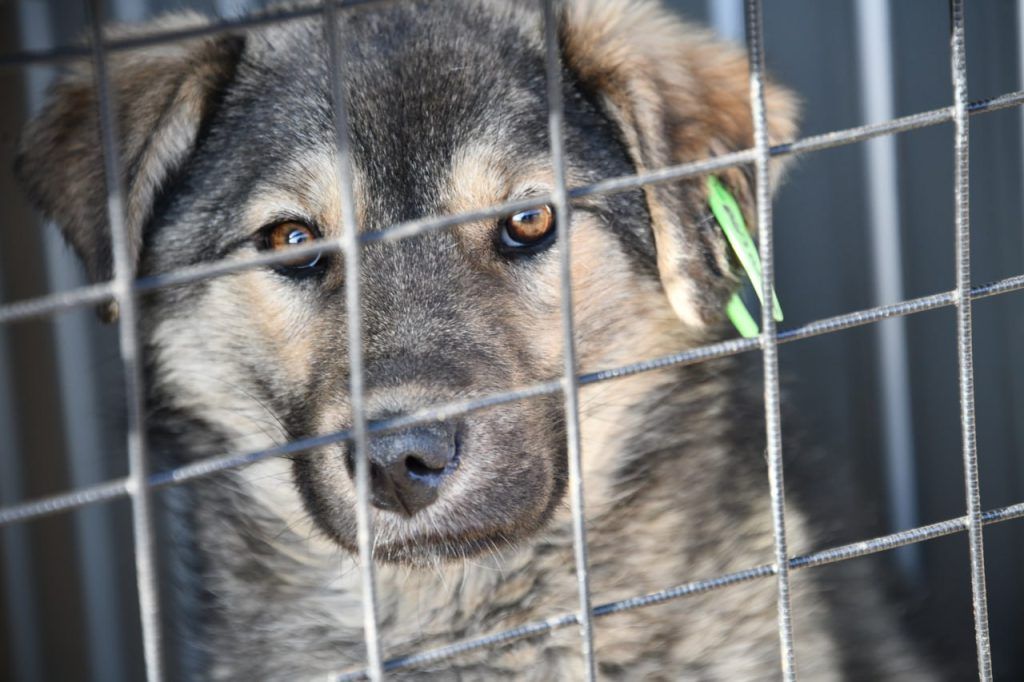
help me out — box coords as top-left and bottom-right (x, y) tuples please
(351, 425), (459, 516)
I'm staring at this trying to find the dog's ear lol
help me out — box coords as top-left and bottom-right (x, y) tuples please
(16, 12), (244, 320)
(561, 0), (798, 328)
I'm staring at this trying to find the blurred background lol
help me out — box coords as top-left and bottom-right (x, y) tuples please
(1, 0), (1022, 679)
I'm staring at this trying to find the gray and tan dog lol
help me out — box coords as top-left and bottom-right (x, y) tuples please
(18, 0), (935, 679)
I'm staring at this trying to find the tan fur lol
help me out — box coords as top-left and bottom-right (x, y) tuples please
(16, 13), (242, 291)
(239, 273), (318, 386)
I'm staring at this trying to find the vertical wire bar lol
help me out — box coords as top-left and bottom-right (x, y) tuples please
(948, 1), (993, 678)
(85, 1), (164, 680)
(743, 1), (796, 679)
(323, 3), (384, 679)
(1017, 0), (1024, 267)
(853, 0), (921, 580)
(542, 1), (596, 679)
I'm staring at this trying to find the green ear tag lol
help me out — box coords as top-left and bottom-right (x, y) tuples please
(707, 176), (783, 338)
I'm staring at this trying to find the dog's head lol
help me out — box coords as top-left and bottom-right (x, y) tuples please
(17, 0), (795, 563)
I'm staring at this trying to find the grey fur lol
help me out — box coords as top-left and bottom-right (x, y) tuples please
(17, 1), (937, 679)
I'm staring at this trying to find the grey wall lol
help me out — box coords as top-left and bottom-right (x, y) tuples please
(1, 0), (1022, 679)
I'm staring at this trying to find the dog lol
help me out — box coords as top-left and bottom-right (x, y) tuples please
(17, 0), (937, 678)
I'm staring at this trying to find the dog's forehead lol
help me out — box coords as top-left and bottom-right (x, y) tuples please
(238, 3), (550, 220)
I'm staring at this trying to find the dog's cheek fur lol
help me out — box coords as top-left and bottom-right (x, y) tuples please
(508, 214), (703, 505)
(148, 270), (324, 456)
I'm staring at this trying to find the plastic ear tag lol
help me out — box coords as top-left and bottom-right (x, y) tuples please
(707, 176), (783, 338)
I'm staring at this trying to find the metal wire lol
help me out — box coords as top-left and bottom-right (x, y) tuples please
(332, 500), (1024, 680)
(0, 0), (399, 68)
(949, 1), (993, 678)
(85, 1), (164, 680)
(542, 1), (597, 678)
(323, 4), (384, 679)
(744, 1), (796, 677)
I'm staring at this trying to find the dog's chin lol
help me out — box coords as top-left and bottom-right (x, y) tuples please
(371, 532), (523, 566)
(323, 499), (562, 567)
(325, 525), (525, 566)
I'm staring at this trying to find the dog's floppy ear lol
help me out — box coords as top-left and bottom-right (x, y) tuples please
(16, 12), (244, 320)
(561, 0), (798, 328)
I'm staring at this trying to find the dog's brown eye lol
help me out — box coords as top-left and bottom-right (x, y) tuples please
(499, 205), (556, 252)
(262, 221), (325, 273)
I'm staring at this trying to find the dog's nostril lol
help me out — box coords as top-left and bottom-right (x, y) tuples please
(405, 454), (446, 478)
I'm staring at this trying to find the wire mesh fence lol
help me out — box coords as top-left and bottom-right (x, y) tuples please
(0, 0), (1020, 680)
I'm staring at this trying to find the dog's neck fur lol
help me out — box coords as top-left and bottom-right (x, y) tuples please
(159, 356), (929, 681)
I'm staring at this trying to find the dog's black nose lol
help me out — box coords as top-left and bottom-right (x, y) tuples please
(349, 425), (458, 516)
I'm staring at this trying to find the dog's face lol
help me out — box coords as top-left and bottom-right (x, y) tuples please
(17, 0), (796, 563)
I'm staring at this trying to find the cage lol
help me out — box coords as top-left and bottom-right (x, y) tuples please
(1, 0), (1023, 680)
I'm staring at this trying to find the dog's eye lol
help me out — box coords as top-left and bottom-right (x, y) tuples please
(261, 221), (326, 274)
(499, 205), (556, 254)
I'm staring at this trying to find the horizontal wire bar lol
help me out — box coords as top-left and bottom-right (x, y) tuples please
(573, 90), (1024, 198)
(0, 281), (115, 325)
(2, 271), (1022, 529)
(0, 478), (131, 525)
(0, 195), (553, 326)
(128, 194), (556, 296)
(333, 500), (1024, 680)
(0, 0), (401, 68)
(3, 90), (1024, 327)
